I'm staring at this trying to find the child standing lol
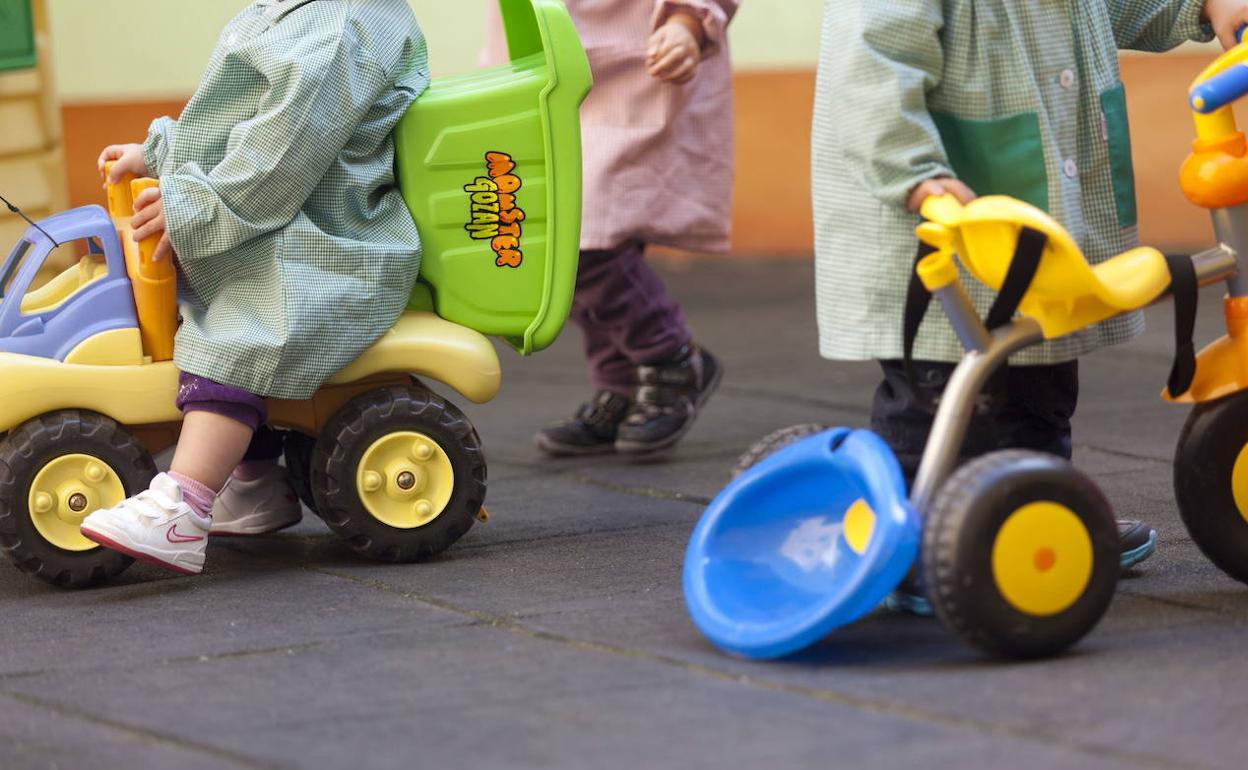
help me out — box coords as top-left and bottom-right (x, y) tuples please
(486, 1), (738, 456)
(813, 1), (1248, 570)
(79, 0), (429, 575)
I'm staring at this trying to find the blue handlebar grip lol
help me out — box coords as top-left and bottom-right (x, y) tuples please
(1191, 64), (1248, 113)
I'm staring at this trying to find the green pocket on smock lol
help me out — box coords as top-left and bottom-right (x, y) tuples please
(931, 111), (1049, 212)
(1100, 83), (1138, 228)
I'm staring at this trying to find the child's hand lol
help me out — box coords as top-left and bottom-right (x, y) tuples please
(647, 13), (704, 84)
(907, 177), (977, 214)
(131, 186), (173, 262)
(98, 143), (149, 184)
(1205, 0), (1248, 49)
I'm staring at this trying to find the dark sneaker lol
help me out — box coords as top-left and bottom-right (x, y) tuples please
(1119, 519), (1158, 571)
(535, 391), (632, 457)
(615, 345), (723, 454)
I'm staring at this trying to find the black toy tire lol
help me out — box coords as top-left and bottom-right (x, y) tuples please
(1174, 392), (1248, 585)
(733, 423), (832, 477)
(283, 431), (319, 514)
(922, 450), (1119, 659)
(0, 411), (156, 588)
(312, 385), (486, 562)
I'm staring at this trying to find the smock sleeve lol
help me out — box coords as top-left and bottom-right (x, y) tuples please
(160, 28), (396, 262)
(828, 0), (950, 208)
(652, 0), (739, 57)
(1105, 0), (1214, 52)
(142, 116), (177, 177)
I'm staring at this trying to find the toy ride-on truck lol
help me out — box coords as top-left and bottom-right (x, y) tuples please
(0, 0), (591, 588)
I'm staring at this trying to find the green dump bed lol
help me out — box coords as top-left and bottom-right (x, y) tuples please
(395, 0), (591, 355)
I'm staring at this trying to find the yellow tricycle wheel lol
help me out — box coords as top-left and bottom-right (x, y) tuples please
(28, 454), (126, 552)
(355, 431), (455, 529)
(991, 502), (1093, 617)
(922, 450), (1119, 659)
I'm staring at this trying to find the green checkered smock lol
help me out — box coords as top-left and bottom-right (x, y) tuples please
(143, 0), (428, 399)
(813, 1), (1212, 365)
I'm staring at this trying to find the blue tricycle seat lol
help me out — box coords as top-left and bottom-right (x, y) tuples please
(683, 428), (921, 659)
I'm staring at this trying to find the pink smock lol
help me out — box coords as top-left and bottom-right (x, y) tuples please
(484, 0), (738, 253)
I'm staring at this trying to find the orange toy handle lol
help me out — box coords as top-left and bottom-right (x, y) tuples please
(103, 160), (179, 362)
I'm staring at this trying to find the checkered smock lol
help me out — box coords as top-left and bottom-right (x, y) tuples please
(144, 0), (428, 399)
(812, 0), (1212, 365)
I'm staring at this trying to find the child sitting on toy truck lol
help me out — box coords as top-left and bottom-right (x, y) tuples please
(79, 0), (429, 576)
(812, 0), (1248, 578)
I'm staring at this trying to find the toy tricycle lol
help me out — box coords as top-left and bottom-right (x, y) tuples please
(0, 0), (590, 588)
(684, 40), (1248, 661)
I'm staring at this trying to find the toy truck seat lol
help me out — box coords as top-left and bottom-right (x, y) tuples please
(916, 195), (1174, 339)
(395, 0), (591, 356)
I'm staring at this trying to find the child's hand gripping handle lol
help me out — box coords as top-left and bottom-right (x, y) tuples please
(103, 160), (178, 361)
(103, 160), (137, 220)
(128, 178), (173, 279)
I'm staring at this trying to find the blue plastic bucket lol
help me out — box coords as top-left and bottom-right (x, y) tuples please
(683, 428), (921, 659)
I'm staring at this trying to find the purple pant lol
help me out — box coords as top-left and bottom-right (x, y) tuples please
(176, 372), (283, 461)
(573, 241), (692, 395)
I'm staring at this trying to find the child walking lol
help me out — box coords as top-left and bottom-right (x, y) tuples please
(486, 0), (738, 456)
(79, 0), (429, 575)
(813, 1), (1248, 573)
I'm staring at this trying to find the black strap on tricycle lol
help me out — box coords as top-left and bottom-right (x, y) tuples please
(901, 227), (1200, 401)
(902, 226), (1046, 403)
(1164, 253), (1198, 399)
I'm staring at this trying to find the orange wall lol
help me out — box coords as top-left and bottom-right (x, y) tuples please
(60, 53), (1221, 257)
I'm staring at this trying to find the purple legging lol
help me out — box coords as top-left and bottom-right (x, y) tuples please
(176, 372), (283, 461)
(572, 241), (692, 395)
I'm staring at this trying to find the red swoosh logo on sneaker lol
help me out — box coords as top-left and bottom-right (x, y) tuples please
(166, 524), (205, 543)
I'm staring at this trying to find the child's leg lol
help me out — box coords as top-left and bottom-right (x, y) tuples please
(570, 245), (638, 396)
(873, 359), (1155, 570)
(576, 241), (718, 453)
(79, 373), (265, 575)
(234, 426), (286, 482)
(576, 241), (692, 370)
(536, 242), (677, 456)
(171, 411), (255, 495)
(171, 373), (266, 495)
(871, 360), (997, 484)
(994, 362), (1079, 459)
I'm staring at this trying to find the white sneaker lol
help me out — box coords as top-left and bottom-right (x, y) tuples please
(210, 467), (302, 536)
(80, 473), (210, 576)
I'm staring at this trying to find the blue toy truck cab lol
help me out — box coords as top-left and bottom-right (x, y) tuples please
(0, 207), (137, 361)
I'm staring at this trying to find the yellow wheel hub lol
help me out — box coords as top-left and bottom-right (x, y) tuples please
(991, 501), (1094, 617)
(356, 432), (454, 529)
(28, 454), (124, 552)
(1229, 442), (1248, 525)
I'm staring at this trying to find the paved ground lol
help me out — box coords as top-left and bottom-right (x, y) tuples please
(1, 259), (1246, 770)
